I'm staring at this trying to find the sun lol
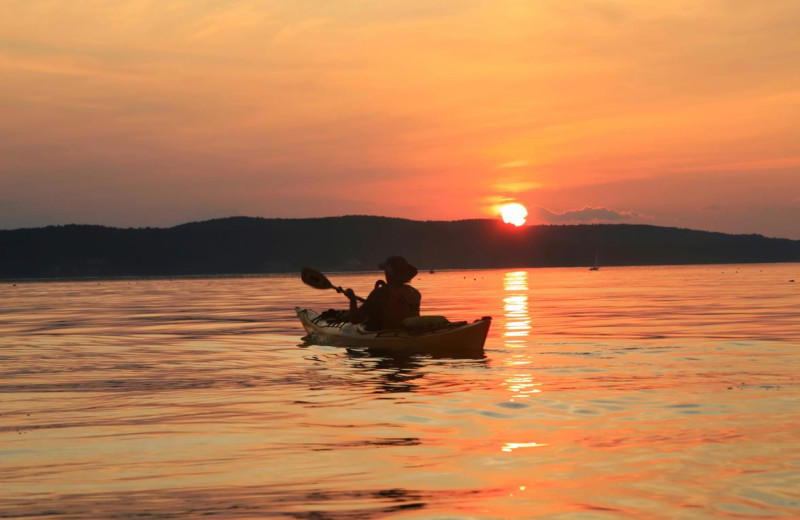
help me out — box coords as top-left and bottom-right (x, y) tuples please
(499, 203), (528, 226)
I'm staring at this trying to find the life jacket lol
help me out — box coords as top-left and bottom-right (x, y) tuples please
(381, 284), (420, 329)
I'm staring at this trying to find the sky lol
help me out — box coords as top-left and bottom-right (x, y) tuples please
(2, 0), (799, 239)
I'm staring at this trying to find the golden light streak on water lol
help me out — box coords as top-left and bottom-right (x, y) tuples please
(503, 271), (530, 341)
(502, 271), (541, 402)
(501, 442), (549, 452)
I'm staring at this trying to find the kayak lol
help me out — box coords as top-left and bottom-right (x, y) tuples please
(296, 307), (491, 356)
(297, 307), (491, 355)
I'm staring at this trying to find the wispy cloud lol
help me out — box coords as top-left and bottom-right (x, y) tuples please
(496, 160), (530, 169)
(675, 156), (800, 173)
(534, 206), (644, 223)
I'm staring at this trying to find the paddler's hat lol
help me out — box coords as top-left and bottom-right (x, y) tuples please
(379, 256), (418, 283)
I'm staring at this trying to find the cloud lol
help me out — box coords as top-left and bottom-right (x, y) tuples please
(492, 181), (541, 193)
(676, 157), (800, 173)
(534, 206), (642, 223)
(496, 160), (530, 169)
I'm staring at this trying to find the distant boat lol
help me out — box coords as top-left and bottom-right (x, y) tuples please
(589, 251), (600, 271)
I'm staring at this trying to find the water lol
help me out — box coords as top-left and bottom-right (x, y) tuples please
(1, 265), (799, 519)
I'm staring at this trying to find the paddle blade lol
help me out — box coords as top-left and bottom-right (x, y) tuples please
(301, 267), (333, 290)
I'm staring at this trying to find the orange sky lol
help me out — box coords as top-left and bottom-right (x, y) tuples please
(2, 1), (799, 238)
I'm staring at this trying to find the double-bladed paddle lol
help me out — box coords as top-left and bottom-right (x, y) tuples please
(301, 267), (366, 302)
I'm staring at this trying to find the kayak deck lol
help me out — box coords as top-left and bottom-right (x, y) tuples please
(296, 307), (491, 356)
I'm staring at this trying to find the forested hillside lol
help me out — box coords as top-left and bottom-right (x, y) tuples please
(2, 216), (798, 278)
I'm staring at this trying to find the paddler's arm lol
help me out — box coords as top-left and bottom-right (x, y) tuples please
(344, 288), (368, 324)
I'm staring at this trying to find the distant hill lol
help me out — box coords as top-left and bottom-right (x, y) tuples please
(1, 216), (799, 279)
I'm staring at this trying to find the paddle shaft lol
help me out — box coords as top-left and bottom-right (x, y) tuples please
(301, 268), (366, 303)
(329, 283), (366, 303)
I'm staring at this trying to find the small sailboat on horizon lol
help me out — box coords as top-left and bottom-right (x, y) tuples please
(589, 251), (600, 271)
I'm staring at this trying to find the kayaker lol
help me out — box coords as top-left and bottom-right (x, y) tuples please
(344, 256), (422, 330)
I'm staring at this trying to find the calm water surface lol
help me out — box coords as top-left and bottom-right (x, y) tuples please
(1, 265), (799, 519)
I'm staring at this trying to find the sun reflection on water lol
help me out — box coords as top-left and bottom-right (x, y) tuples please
(503, 271), (531, 341)
(500, 271), (547, 468)
(501, 442), (548, 452)
(502, 271), (541, 401)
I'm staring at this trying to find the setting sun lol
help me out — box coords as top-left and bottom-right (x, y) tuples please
(500, 203), (528, 226)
